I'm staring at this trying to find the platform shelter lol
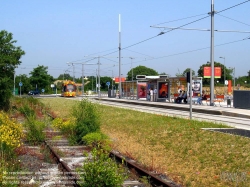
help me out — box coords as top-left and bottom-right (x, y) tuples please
(134, 75), (203, 102)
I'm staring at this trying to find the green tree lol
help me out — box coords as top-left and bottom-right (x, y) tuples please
(100, 76), (113, 91)
(84, 76), (96, 91)
(15, 74), (32, 94)
(0, 30), (25, 110)
(127, 65), (158, 80)
(197, 61), (233, 86)
(57, 73), (73, 81)
(29, 65), (54, 92)
(182, 68), (195, 77)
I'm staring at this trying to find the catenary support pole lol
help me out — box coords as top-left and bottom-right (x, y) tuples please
(189, 68), (192, 120)
(98, 57), (101, 98)
(119, 14), (122, 99)
(210, 0), (215, 106)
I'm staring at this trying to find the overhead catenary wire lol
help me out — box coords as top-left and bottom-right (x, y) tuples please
(217, 13), (250, 27)
(67, 0), (250, 72)
(151, 13), (208, 27)
(126, 37), (250, 66)
(124, 49), (155, 59)
(216, 0), (250, 14)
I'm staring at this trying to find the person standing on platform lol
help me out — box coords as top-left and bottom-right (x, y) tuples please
(150, 88), (153, 102)
(147, 88), (150, 101)
(153, 87), (157, 102)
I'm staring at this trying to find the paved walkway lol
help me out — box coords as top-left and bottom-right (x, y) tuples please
(97, 97), (250, 120)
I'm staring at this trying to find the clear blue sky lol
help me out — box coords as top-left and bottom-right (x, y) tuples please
(1, 0), (250, 79)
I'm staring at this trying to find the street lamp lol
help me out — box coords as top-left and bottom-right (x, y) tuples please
(219, 57), (226, 95)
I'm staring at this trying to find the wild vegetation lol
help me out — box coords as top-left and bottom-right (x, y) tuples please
(0, 96), (48, 186)
(40, 97), (250, 187)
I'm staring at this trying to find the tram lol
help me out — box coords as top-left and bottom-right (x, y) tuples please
(61, 80), (77, 97)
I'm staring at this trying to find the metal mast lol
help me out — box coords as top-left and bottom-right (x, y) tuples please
(210, 0), (215, 106)
(119, 14), (122, 98)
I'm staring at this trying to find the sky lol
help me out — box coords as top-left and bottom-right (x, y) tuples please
(1, 0), (250, 80)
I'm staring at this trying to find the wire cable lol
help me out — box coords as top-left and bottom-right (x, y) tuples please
(123, 37), (250, 66)
(151, 13), (208, 27)
(68, 0), (250, 66)
(216, 0), (250, 14)
(124, 49), (155, 59)
(217, 13), (250, 27)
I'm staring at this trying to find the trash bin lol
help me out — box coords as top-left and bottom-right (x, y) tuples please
(227, 98), (231, 107)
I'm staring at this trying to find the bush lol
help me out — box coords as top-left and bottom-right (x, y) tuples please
(51, 117), (76, 144)
(72, 99), (100, 144)
(24, 117), (46, 144)
(82, 132), (111, 150)
(0, 111), (24, 150)
(77, 148), (126, 187)
(18, 105), (35, 118)
(0, 111), (24, 186)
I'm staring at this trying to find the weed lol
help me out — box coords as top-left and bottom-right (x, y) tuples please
(40, 98), (250, 187)
(82, 132), (111, 150)
(77, 148), (127, 187)
(72, 99), (100, 144)
(23, 117), (46, 145)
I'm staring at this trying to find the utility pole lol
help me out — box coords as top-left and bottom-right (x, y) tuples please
(73, 64), (75, 82)
(189, 68), (192, 120)
(118, 14), (122, 99)
(82, 64), (84, 96)
(210, 0), (215, 106)
(130, 57), (134, 99)
(98, 57), (101, 98)
(96, 69), (97, 93)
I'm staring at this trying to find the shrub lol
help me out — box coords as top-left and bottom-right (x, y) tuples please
(77, 148), (126, 187)
(0, 111), (24, 150)
(18, 105), (35, 118)
(51, 117), (76, 144)
(0, 111), (24, 186)
(24, 117), (46, 144)
(82, 132), (111, 150)
(72, 99), (100, 144)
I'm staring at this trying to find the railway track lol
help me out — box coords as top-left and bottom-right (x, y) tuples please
(43, 131), (181, 187)
(17, 126), (181, 187)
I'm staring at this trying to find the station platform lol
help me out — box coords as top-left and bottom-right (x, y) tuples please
(96, 97), (250, 120)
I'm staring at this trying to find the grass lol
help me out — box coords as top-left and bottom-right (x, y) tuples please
(39, 97), (250, 187)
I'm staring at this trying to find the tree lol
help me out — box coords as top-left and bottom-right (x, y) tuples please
(84, 76), (96, 91)
(0, 30), (25, 110)
(100, 76), (113, 91)
(197, 61), (233, 86)
(57, 73), (73, 81)
(127, 65), (158, 80)
(182, 68), (195, 77)
(15, 74), (32, 94)
(29, 65), (54, 92)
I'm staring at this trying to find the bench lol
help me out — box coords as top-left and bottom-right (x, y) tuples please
(214, 95), (224, 106)
(171, 93), (179, 102)
(204, 95), (224, 106)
